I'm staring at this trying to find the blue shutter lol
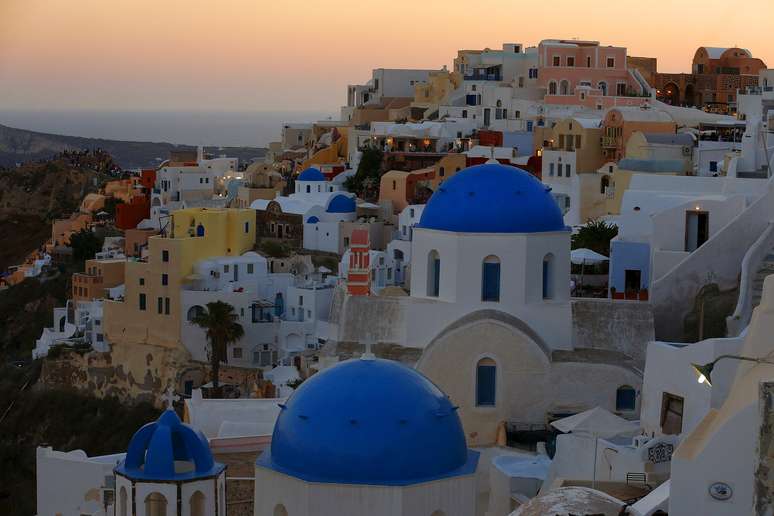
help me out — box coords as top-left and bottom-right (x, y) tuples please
(482, 262), (500, 301)
(432, 258), (440, 297)
(616, 387), (636, 411)
(542, 261), (549, 299)
(477, 365), (496, 406)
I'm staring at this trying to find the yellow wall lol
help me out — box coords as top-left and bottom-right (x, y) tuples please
(105, 208), (255, 349)
(300, 128), (349, 171)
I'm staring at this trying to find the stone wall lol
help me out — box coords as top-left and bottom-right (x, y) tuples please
(571, 298), (655, 370)
(755, 381), (774, 514)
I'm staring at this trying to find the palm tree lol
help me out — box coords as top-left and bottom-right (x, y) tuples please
(191, 301), (244, 397)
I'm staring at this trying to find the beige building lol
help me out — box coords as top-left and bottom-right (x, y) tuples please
(72, 258), (125, 302)
(104, 208), (255, 349)
(234, 163), (285, 208)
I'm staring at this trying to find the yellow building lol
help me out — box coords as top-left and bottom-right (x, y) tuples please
(412, 68), (462, 114)
(104, 207), (255, 349)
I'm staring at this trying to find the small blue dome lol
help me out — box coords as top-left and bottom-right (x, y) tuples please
(115, 410), (224, 481)
(418, 163), (566, 233)
(306, 215), (320, 224)
(298, 167), (325, 181)
(326, 194), (356, 213)
(258, 358), (478, 486)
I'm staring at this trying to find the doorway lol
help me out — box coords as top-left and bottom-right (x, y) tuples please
(685, 211), (709, 252)
(277, 223), (283, 239)
(484, 108), (491, 127)
(624, 269), (641, 293)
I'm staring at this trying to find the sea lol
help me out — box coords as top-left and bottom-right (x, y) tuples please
(0, 109), (338, 148)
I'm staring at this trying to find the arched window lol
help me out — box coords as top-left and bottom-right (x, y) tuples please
(462, 109), (468, 118)
(616, 385), (636, 411)
(187, 305), (205, 322)
(190, 491), (205, 516)
(119, 486), (127, 516)
(481, 255), (501, 302)
(144, 492), (167, 516)
(548, 81), (557, 95)
(439, 166), (445, 177)
(274, 504), (288, 516)
(542, 254), (554, 300)
(427, 250), (440, 297)
(196, 224), (205, 237)
(496, 99), (502, 107)
(599, 81), (608, 96)
(600, 175), (610, 195)
(476, 358), (496, 406)
(514, 110), (521, 119)
(560, 80), (570, 95)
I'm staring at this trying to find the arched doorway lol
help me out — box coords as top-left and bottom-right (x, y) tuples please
(662, 82), (680, 106)
(684, 84), (696, 107)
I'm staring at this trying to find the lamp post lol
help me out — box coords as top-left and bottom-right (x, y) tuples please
(691, 355), (774, 387)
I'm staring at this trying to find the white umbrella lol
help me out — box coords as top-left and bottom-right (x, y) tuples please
(570, 248), (609, 265)
(551, 407), (637, 488)
(570, 249), (609, 296)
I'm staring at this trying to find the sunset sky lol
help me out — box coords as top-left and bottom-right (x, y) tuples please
(1, 0), (773, 113)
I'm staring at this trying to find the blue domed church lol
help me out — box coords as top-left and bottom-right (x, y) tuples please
(334, 162), (643, 446)
(254, 355), (479, 516)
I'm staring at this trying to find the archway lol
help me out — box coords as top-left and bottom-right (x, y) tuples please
(144, 492), (167, 516)
(274, 504), (288, 516)
(190, 491), (205, 516)
(661, 82), (680, 106)
(684, 84), (696, 107)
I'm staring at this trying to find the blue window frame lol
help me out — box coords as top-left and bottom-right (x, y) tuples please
(428, 251), (440, 297)
(482, 257), (501, 302)
(476, 359), (496, 406)
(616, 386), (636, 411)
(196, 224), (205, 237)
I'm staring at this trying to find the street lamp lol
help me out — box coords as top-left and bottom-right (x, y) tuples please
(691, 355), (774, 386)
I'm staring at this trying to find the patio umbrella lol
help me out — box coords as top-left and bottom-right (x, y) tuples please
(570, 248), (609, 295)
(551, 407), (638, 488)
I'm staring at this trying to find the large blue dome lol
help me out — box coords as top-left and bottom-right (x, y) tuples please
(326, 194), (356, 213)
(258, 358), (479, 486)
(418, 163), (566, 233)
(115, 409), (224, 481)
(298, 167), (325, 181)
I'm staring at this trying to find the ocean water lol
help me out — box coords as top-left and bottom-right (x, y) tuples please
(0, 109), (337, 148)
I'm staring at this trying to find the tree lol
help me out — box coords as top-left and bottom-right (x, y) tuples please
(344, 146), (383, 199)
(69, 229), (102, 264)
(571, 219), (618, 256)
(191, 301), (244, 397)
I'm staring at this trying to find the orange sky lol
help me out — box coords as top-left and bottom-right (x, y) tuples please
(1, 0), (772, 112)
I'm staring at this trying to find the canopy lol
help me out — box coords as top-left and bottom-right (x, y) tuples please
(551, 407), (637, 438)
(570, 248), (609, 265)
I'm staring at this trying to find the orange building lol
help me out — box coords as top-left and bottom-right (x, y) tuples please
(601, 107), (676, 162)
(379, 168), (435, 212)
(347, 229), (371, 296)
(72, 258), (125, 302)
(654, 47), (767, 113)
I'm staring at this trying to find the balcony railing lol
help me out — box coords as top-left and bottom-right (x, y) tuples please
(601, 136), (618, 148)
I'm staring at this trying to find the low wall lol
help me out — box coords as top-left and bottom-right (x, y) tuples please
(571, 298), (655, 370)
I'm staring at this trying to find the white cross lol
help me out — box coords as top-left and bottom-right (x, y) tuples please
(161, 387), (180, 410)
(361, 335), (376, 361)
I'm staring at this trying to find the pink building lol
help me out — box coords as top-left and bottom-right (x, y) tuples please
(538, 39), (650, 108)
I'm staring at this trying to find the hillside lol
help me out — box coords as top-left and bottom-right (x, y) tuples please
(0, 123), (266, 169)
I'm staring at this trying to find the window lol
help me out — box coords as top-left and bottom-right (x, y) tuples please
(660, 392), (684, 435)
(560, 80), (569, 95)
(161, 274), (168, 286)
(196, 224), (205, 237)
(427, 250), (440, 297)
(600, 175), (610, 194)
(552, 55), (560, 66)
(190, 491), (205, 516)
(567, 56), (575, 67)
(599, 81), (608, 96)
(566, 164), (572, 177)
(224, 264), (230, 273)
(247, 263), (254, 274)
(139, 277), (145, 286)
(392, 180), (397, 190)
(542, 254), (554, 299)
(709, 161), (718, 172)
(306, 185), (311, 193)
(476, 358), (496, 406)
(439, 166), (445, 177)
(299, 295), (303, 306)
(164, 297), (170, 315)
(244, 221), (249, 233)
(233, 347), (243, 359)
(144, 492), (167, 516)
(616, 385), (636, 411)
(481, 256), (501, 302)
(157, 297), (163, 314)
(119, 487), (127, 516)
(162, 250), (169, 262)
(587, 56), (591, 67)
(548, 81), (557, 95)
(518, 76), (524, 87)
(187, 305), (204, 321)
(139, 294), (146, 311)
(549, 163), (555, 176)
(462, 109), (467, 118)
(575, 135), (581, 149)
(607, 57), (615, 68)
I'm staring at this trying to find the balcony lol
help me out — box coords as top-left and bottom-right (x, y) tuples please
(602, 136), (618, 148)
(464, 73), (502, 81)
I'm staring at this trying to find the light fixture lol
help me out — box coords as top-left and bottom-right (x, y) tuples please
(691, 355), (774, 387)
